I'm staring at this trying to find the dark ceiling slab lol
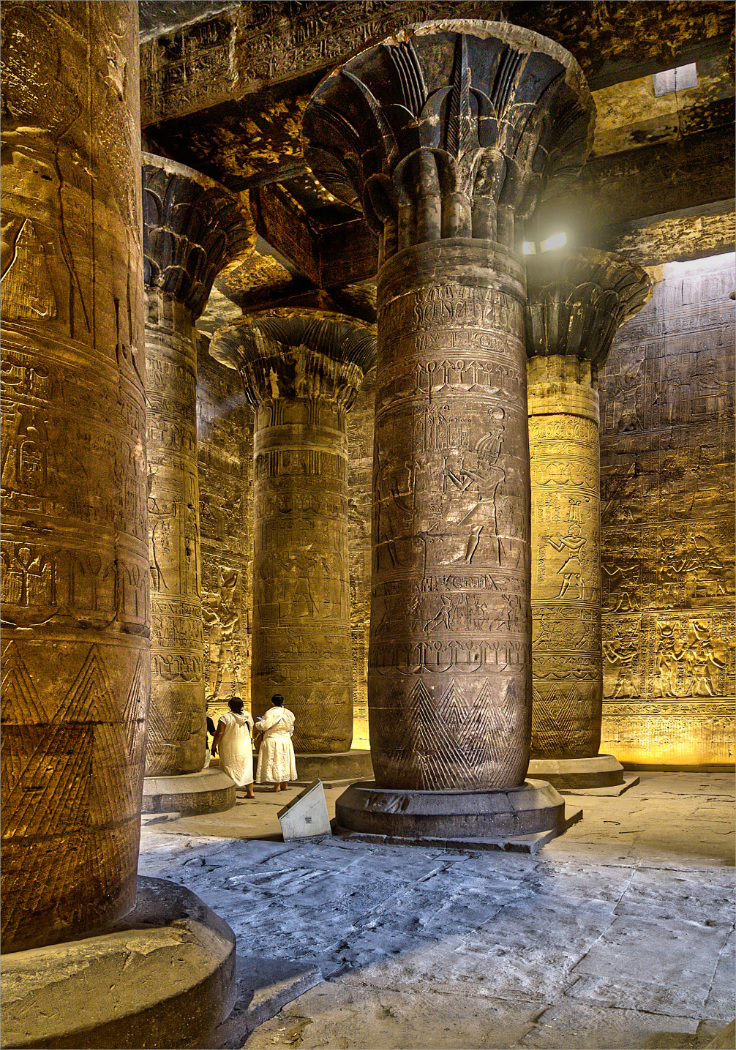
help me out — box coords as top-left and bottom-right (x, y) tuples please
(139, 1), (232, 40)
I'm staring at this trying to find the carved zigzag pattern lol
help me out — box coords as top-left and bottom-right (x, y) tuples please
(1, 641), (47, 724)
(532, 682), (580, 753)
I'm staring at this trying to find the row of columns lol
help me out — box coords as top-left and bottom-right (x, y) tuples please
(1, 9), (653, 960)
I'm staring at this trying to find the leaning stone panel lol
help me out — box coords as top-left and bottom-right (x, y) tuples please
(1, 1), (147, 951)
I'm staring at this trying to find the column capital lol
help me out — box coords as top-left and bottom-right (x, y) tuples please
(209, 309), (376, 410)
(142, 153), (256, 320)
(525, 248), (652, 368)
(303, 20), (594, 255)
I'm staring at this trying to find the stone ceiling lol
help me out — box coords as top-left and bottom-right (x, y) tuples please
(137, 2), (734, 324)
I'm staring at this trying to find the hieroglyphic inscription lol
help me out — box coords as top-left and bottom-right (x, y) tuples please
(304, 21), (595, 792)
(1, 0), (148, 952)
(525, 249), (652, 763)
(599, 254), (735, 765)
(142, 156), (254, 775)
(367, 242), (532, 790)
(528, 364), (603, 759)
(197, 334), (253, 720)
(209, 312), (375, 754)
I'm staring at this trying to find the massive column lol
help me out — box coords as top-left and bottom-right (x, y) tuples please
(142, 155), (254, 811)
(303, 20), (595, 839)
(1, 0), (148, 951)
(525, 248), (652, 790)
(210, 309), (376, 778)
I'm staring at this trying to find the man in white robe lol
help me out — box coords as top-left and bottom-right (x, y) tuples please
(255, 693), (297, 791)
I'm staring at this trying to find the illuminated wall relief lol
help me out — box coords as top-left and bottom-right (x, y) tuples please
(599, 253), (735, 766)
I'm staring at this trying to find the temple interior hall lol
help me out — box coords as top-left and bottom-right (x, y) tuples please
(0, 2), (734, 1049)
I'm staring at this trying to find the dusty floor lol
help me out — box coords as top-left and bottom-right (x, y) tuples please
(138, 773), (735, 1049)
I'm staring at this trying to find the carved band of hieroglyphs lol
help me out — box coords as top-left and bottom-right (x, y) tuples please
(526, 249), (652, 760)
(1, 0), (147, 953)
(210, 310), (376, 754)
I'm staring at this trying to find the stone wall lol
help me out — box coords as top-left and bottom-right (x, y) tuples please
(598, 253), (735, 766)
(347, 367), (375, 750)
(196, 336), (253, 722)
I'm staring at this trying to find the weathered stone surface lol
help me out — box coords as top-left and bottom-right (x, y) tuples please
(0, 877), (236, 1049)
(599, 253), (735, 766)
(141, 767), (236, 816)
(304, 20), (595, 793)
(1, 0), (148, 952)
(525, 249), (652, 763)
(137, 773), (735, 1050)
(210, 311), (376, 752)
(142, 154), (254, 775)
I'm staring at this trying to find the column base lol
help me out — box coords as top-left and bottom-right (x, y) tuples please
(0, 877), (236, 1050)
(142, 768), (236, 816)
(527, 753), (625, 791)
(334, 779), (580, 853)
(294, 750), (374, 785)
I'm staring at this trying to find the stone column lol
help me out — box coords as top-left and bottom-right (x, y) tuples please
(304, 20), (596, 840)
(142, 155), (254, 810)
(525, 248), (652, 790)
(210, 310), (376, 778)
(1, 0), (148, 952)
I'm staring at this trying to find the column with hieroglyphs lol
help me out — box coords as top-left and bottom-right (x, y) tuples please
(142, 154), (254, 804)
(0, 0), (148, 953)
(525, 248), (652, 790)
(210, 310), (376, 779)
(303, 20), (596, 840)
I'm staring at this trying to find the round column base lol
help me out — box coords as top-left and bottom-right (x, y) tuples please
(0, 877), (236, 1050)
(335, 779), (568, 841)
(527, 754), (624, 790)
(142, 768), (236, 816)
(294, 750), (374, 784)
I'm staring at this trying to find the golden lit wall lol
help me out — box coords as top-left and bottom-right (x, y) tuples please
(598, 253), (735, 766)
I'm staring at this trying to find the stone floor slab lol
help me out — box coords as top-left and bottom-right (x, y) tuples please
(519, 1002), (700, 1049)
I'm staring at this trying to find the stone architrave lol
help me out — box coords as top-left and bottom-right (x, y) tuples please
(210, 311), (376, 756)
(0, 1), (148, 951)
(303, 20), (595, 823)
(525, 248), (652, 787)
(142, 154), (254, 776)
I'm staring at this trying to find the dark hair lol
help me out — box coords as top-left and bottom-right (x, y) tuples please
(271, 693), (284, 707)
(228, 697), (244, 714)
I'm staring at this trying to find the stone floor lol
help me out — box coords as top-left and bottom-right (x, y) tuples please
(138, 773), (735, 1050)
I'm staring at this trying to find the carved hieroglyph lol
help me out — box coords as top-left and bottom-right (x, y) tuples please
(304, 21), (594, 790)
(210, 312), (376, 753)
(525, 249), (651, 759)
(1, 1), (147, 952)
(142, 154), (254, 775)
(598, 254), (735, 765)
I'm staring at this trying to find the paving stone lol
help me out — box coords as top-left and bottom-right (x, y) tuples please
(243, 982), (544, 1049)
(519, 1002), (700, 1049)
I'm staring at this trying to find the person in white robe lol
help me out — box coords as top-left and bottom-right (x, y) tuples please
(254, 693), (297, 791)
(211, 698), (254, 798)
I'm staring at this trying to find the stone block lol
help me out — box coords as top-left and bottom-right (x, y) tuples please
(278, 780), (332, 840)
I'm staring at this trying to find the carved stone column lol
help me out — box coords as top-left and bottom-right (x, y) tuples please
(525, 248), (652, 790)
(1, 0), (148, 952)
(210, 310), (376, 777)
(304, 20), (595, 840)
(142, 154), (254, 808)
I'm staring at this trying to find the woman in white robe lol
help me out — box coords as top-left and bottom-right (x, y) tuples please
(255, 693), (297, 791)
(211, 698), (254, 797)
